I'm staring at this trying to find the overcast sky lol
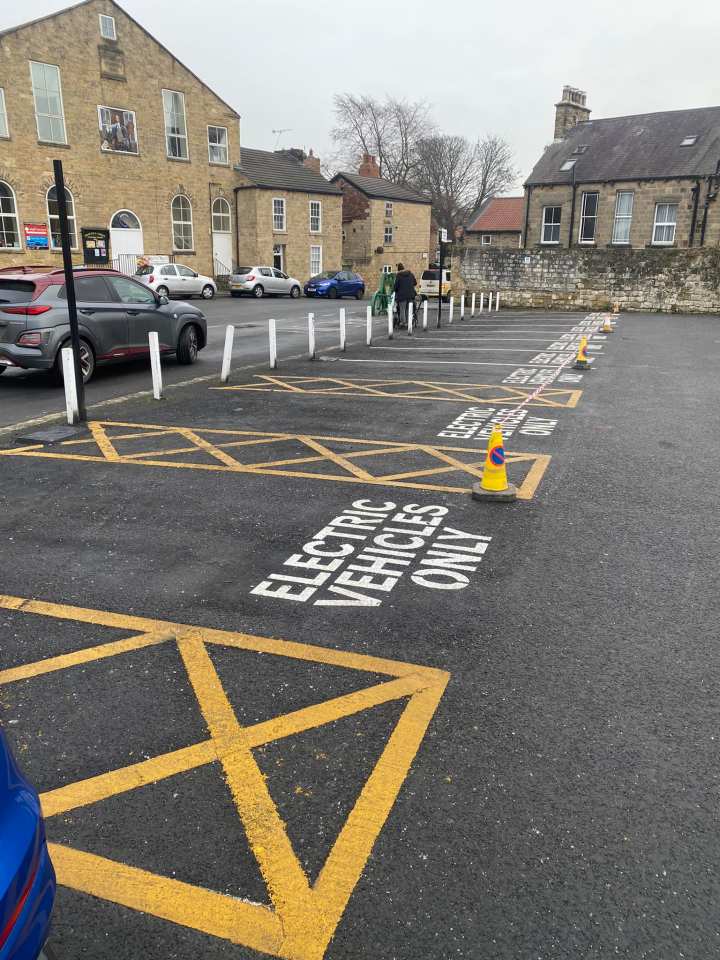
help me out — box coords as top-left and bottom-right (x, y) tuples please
(4, 0), (719, 189)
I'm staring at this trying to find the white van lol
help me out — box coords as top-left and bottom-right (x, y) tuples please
(419, 268), (452, 301)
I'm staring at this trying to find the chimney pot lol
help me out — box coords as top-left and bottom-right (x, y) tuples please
(358, 153), (381, 178)
(554, 85), (591, 140)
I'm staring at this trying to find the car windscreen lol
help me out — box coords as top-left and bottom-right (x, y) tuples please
(0, 280), (37, 303)
(312, 271), (337, 280)
(135, 266), (154, 276)
(233, 268), (254, 276)
(421, 270), (439, 281)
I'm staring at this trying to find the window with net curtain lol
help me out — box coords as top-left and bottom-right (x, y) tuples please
(171, 195), (193, 250)
(0, 182), (20, 249)
(612, 192), (634, 244)
(163, 90), (188, 159)
(47, 185), (77, 249)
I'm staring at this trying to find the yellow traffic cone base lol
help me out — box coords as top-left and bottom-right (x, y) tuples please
(472, 425), (518, 503)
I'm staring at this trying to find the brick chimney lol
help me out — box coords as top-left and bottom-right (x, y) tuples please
(303, 149), (321, 173)
(358, 153), (381, 177)
(554, 85), (591, 140)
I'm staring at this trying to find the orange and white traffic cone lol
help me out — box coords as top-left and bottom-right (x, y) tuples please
(472, 424), (518, 502)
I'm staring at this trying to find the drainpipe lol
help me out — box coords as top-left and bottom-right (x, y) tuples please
(688, 181), (700, 247)
(233, 187), (241, 270)
(567, 168), (577, 249)
(522, 186), (532, 249)
(699, 160), (720, 247)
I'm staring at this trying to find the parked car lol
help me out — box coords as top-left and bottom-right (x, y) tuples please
(304, 270), (365, 299)
(0, 725), (56, 960)
(0, 266), (207, 384)
(228, 266), (302, 299)
(135, 263), (216, 299)
(419, 268), (452, 302)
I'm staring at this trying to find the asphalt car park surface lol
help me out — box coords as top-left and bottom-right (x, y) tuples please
(1, 305), (719, 959)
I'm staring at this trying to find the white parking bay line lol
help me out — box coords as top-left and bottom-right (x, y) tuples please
(329, 357), (567, 368)
(369, 345), (557, 353)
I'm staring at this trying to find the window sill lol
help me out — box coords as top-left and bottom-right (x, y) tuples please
(209, 160), (230, 167)
(172, 250), (196, 255)
(0, 135), (10, 142)
(166, 155), (191, 163)
(0, 247), (23, 254)
(607, 243), (631, 248)
(101, 149), (140, 158)
(648, 243), (676, 248)
(38, 140), (69, 149)
(272, 230), (288, 235)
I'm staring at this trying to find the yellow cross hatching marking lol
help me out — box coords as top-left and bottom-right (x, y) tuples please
(213, 375), (582, 409)
(0, 420), (551, 500)
(0, 593), (449, 960)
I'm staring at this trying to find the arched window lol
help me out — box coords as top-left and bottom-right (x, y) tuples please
(47, 185), (77, 249)
(111, 209), (141, 230)
(171, 195), (193, 251)
(212, 197), (231, 233)
(0, 181), (20, 249)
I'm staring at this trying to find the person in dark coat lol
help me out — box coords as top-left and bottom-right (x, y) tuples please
(393, 262), (417, 327)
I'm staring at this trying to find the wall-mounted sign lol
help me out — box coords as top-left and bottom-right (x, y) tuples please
(82, 227), (110, 264)
(98, 105), (138, 154)
(24, 223), (49, 249)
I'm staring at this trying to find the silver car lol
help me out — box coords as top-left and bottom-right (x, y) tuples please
(229, 266), (302, 299)
(135, 263), (216, 300)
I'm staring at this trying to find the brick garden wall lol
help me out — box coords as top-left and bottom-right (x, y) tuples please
(459, 246), (720, 313)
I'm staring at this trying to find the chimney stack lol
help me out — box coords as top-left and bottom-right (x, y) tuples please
(554, 85), (591, 140)
(358, 153), (381, 178)
(303, 149), (321, 173)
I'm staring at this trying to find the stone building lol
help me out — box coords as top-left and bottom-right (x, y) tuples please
(235, 148), (342, 282)
(522, 86), (720, 250)
(0, 0), (342, 282)
(464, 196), (523, 249)
(331, 155), (432, 285)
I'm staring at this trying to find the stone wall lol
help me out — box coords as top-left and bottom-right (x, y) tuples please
(459, 246), (720, 313)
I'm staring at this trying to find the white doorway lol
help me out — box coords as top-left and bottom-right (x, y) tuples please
(273, 243), (285, 272)
(212, 197), (233, 275)
(109, 210), (143, 273)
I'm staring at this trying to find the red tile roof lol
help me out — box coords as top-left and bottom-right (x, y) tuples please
(466, 197), (524, 233)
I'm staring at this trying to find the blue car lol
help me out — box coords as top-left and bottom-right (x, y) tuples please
(0, 727), (55, 960)
(304, 270), (365, 299)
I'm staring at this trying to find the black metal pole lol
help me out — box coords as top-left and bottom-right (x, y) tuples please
(436, 233), (444, 329)
(53, 159), (86, 421)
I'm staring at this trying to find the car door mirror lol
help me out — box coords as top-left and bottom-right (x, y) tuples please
(157, 294), (169, 306)
(193, 272), (198, 278)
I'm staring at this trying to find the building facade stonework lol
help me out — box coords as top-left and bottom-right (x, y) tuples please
(0, 0), (241, 276)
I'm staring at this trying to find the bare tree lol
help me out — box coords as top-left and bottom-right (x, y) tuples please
(329, 94), (434, 183)
(410, 133), (518, 236)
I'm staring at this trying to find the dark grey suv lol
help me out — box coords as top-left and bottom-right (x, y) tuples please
(0, 266), (207, 383)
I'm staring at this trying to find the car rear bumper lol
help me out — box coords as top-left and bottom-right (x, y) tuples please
(228, 282), (253, 293)
(1, 842), (56, 960)
(0, 346), (54, 372)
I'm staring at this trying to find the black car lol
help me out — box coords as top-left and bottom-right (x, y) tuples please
(0, 266), (207, 383)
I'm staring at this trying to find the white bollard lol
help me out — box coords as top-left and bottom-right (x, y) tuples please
(407, 300), (413, 336)
(366, 304), (372, 346)
(387, 300), (394, 340)
(460, 294), (465, 320)
(488, 292), (494, 311)
(449, 296), (454, 324)
(220, 324), (235, 382)
(496, 291), (500, 312)
(479, 293), (485, 313)
(61, 347), (79, 424)
(308, 313), (315, 360)
(149, 331), (163, 399)
(471, 292), (476, 317)
(339, 307), (346, 351)
(422, 299), (428, 330)
(269, 318), (277, 369)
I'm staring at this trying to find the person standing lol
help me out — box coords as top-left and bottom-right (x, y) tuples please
(393, 262), (417, 327)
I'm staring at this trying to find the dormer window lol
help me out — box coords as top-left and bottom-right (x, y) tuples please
(680, 136), (697, 147)
(99, 14), (116, 40)
(572, 145), (588, 155)
(560, 159), (576, 171)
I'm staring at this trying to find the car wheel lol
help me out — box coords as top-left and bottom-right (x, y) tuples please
(354, 289), (364, 300)
(0, 366), (5, 375)
(327, 287), (338, 299)
(176, 323), (199, 364)
(290, 285), (301, 299)
(201, 284), (215, 300)
(52, 338), (95, 386)
(157, 285), (170, 298)
(253, 285), (264, 298)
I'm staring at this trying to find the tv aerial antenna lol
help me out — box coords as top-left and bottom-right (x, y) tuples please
(272, 128), (293, 148)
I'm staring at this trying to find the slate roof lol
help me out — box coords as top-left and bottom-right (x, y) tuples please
(526, 106), (720, 186)
(332, 172), (430, 204)
(466, 197), (524, 232)
(236, 148), (341, 195)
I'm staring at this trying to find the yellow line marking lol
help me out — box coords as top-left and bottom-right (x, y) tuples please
(212, 375), (583, 409)
(0, 594), (448, 958)
(49, 844), (283, 955)
(87, 421), (121, 460)
(0, 421), (551, 500)
(516, 452), (552, 500)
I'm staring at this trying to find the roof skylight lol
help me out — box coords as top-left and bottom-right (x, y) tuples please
(681, 136), (698, 147)
(560, 159), (577, 171)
